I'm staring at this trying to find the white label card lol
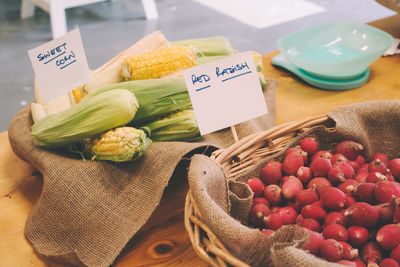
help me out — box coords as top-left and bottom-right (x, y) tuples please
(28, 28), (90, 104)
(183, 51), (268, 135)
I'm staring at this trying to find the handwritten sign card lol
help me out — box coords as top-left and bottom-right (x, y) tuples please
(28, 28), (90, 104)
(183, 51), (268, 135)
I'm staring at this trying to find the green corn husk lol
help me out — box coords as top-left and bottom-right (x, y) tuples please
(87, 77), (192, 125)
(81, 127), (151, 162)
(31, 89), (139, 148)
(171, 36), (235, 57)
(139, 110), (200, 142)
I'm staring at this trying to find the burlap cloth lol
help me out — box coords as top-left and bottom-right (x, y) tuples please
(7, 79), (276, 266)
(188, 100), (400, 267)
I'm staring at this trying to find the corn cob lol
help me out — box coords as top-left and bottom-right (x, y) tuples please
(139, 110), (200, 142)
(31, 89), (139, 148)
(82, 127), (151, 162)
(121, 46), (197, 81)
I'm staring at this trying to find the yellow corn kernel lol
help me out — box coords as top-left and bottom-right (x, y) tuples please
(121, 46), (197, 80)
(72, 87), (84, 103)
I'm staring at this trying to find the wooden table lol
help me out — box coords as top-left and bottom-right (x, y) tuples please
(1, 14), (400, 267)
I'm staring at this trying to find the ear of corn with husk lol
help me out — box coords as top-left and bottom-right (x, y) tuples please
(31, 89), (139, 148)
(81, 127), (151, 162)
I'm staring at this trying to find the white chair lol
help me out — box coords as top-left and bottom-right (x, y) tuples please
(20, 0), (159, 39)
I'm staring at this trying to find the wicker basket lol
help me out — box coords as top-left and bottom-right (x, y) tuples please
(184, 114), (330, 267)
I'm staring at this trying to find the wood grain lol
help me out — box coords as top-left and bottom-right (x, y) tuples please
(1, 14), (400, 267)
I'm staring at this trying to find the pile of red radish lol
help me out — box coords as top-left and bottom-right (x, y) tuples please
(247, 137), (400, 267)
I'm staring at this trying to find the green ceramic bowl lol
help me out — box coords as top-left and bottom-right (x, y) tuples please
(278, 21), (393, 80)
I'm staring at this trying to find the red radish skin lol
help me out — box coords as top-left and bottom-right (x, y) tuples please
(264, 185), (282, 205)
(311, 200), (324, 208)
(310, 157), (332, 177)
(344, 202), (379, 227)
(301, 204), (327, 222)
(324, 212), (347, 228)
(277, 207), (297, 225)
(296, 214), (304, 224)
(347, 182), (376, 204)
(320, 239), (344, 262)
(338, 179), (358, 193)
(328, 167), (346, 184)
(246, 177), (265, 197)
(354, 171), (369, 183)
(354, 258), (367, 267)
(261, 229), (275, 237)
(323, 224), (349, 242)
(332, 154), (349, 165)
(300, 137), (319, 155)
(362, 242), (382, 265)
(295, 188), (319, 208)
(376, 224), (400, 251)
(380, 258), (400, 267)
(282, 152), (304, 175)
(390, 158), (400, 180)
(356, 155), (366, 165)
(281, 176), (303, 200)
(336, 260), (357, 266)
(298, 218), (321, 232)
(390, 246), (400, 265)
(340, 241), (359, 260)
(285, 147), (308, 162)
(270, 206), (280, 213)
(369, 159), (390, 175)
(250, 204), (270, 228)
(252, 197), (269, 207)
(376, 196), (396, 224)
(366, 171), (388, 184)
(302, 229), (325, 256)
(349, 161), (361, 172)
(260, 161), (282, 185)
(297, 166), (312, 184)
(333, 161), (356, 180)
(321, 187), (346, 210)
(334, 140), (363, 161)
(307, 177), (332, 196)
(263, 213), (282, 231)
(347, 226), (369, 247)
(281, 175), (289, 184)
(345, 194), (357, 208)
(371, 153), (390, 166)
(311, 150), (333, 162)
(374, 181), (400, 204)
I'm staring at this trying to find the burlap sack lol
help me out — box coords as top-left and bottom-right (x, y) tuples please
(7, 80), (276, 267)
(188, 100), (400, 267)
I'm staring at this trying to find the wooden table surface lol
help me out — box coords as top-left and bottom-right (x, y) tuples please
(1, 14), (400, 267)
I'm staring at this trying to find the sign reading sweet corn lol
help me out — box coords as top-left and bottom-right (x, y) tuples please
(183, 51), (268, 135)
(28, 28), (90, 104)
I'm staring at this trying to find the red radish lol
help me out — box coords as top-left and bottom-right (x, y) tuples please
(371, 153), (390, 166)
(285, 147), (308, 162)
(345, 194), (357, 208)
(307, 177), (332, 196)
(328, 167), (346, 184)
(340, 241), (359, 260)
(336, 260), (357, 266)
(334, 140), (363, 161)
(353, 258), (366, 267)
(319, 239), (344, 262)
(332, 154), (349, 165)
(344, 202), (379, 227)
(263, 213), (282, 231)
(295, 188), (319, 207)
(282, 152), (304, 175)
(323, 224), (348, 242)
(311, 200), (324, 208)
(298, 218), (321, 232)
(297, 166), (312, 184)
(380, 258), (400, 267)
(303, 229), (325, 256)
(300, 137), (318, 155)
(324, 212), (347, 228)
(338, 179), (358, 193)
(347, 226), (369, 247)
(376, 224), (400, 251)
(375, 181), (400, 204)
(376, 196), (396, 224)
(277, 207), (297, 225)
(369, 158), (390, 175)
(264, 184), (282, 205)
(354, 171), (369, 183)
(347, 182), (376, 204)
(390, 158), (400, 180)
(250, 203), (270, 228)
(311, 150), (333, 162)
(356, 155), (366, 165)
(281, 175), (289, 184)
(270, 206), (280, 213)
(361, 242), (382, 265)
(349, 161), (361, 172)
(281, 176), (303, 200)
(301, 204), (327, 222)
(390, 246), (400, 264)
(252, 197), (269, 207)
(366, 171), (388, 184)
(296, 214), (304, 224)
(246, 177), (265, 197)
(321, 187), (346, 210)
(334, 161), (356, 180)
(310, 157), (332, 177)
(260, 161), (282, 185)
(261, 229), (275, 237)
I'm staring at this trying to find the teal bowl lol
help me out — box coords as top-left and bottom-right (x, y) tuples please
(277, 21), (394, 80)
